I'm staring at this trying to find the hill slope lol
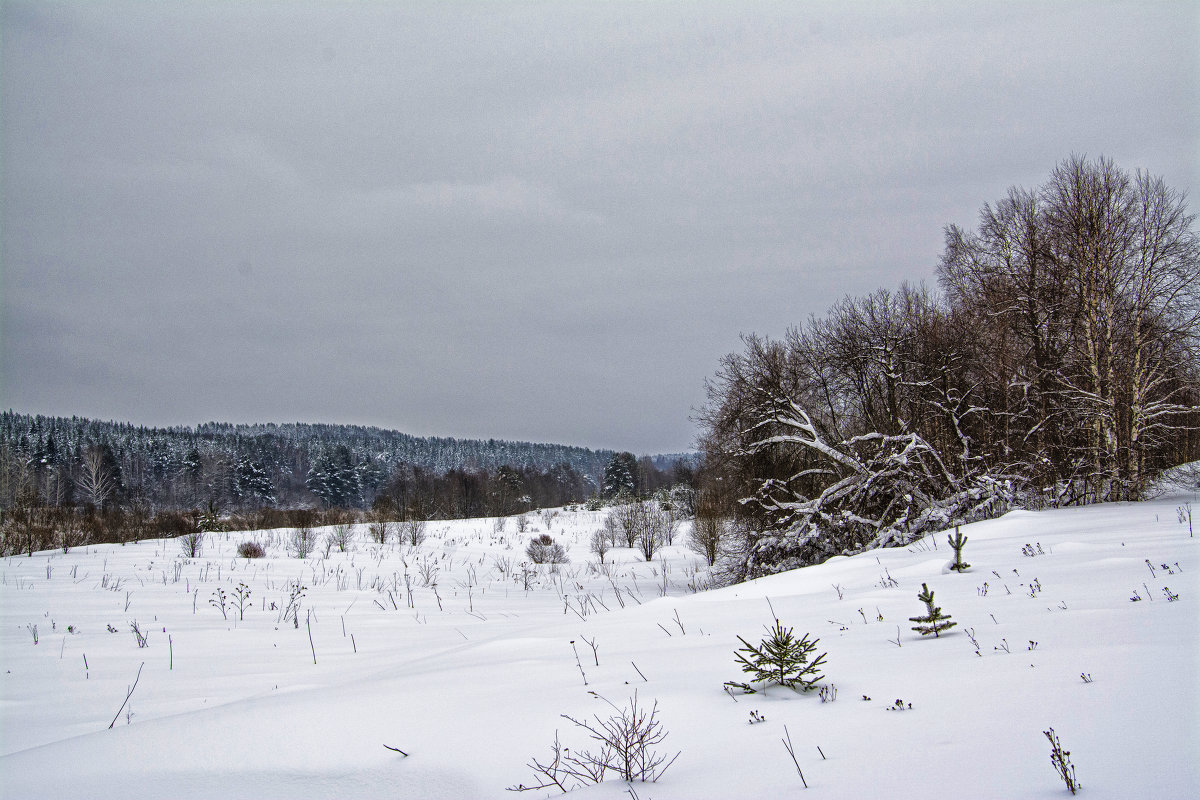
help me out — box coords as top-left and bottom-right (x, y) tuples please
(0, 495), (1195, 798)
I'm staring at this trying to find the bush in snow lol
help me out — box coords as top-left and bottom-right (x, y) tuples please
(328, 514), (356, 552)
(526, 534), (568, 565)
(400, 518), (427, 546)
(290, 524), (316, 559)
(178, 529), (204, 558)
(509, 691), (679, 792)
(237, 541), (266, 559)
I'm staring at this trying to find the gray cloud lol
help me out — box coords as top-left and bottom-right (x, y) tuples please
(3, 1), (1196, 453)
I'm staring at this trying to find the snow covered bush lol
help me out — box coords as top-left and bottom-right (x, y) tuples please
(696, 315), (1015, 580)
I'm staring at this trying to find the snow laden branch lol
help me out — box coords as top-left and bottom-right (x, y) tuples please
(735, 387), (1010, 579)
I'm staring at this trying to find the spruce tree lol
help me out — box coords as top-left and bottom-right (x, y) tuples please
(730, 619), (827, 692)
(909, 582), (957, 637)
(948, 527), (970, 572)
(234, 456), (275, 507)
(602, 452), (639, 498)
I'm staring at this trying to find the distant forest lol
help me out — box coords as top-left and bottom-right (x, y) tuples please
(0, 411), (692, 530)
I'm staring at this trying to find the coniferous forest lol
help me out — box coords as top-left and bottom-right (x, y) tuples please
(0, 411), (691, 554)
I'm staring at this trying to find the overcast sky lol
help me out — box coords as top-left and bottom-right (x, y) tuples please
(2, 1), (1196, 454)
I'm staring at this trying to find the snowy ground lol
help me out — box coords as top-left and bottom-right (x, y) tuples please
(1, 497), (1196, 799)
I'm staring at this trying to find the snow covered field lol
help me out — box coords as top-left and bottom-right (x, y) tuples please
(1, 496), (1195, 799)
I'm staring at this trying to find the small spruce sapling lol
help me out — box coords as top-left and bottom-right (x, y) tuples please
(726, 619), (827, 693)
(948, 527), (970, 572)
(909, 583), (957, 637)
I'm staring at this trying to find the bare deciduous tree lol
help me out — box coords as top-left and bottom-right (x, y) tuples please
(400, 517), (427, 546)
(698, 156), (1198, 580)
(688, 513), (726, 567)
(76, 447), (117, 509)
(367, 513), (393, 545)
(328, 513), (356, 552)
(289, 510), (317, 558)
(589, 529), (611, 564)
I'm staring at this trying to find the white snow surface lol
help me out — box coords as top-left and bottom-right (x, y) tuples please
(1, 498), (1196, 799)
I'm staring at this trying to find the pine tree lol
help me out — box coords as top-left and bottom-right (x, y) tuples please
(948, 527), (970, 572)
(730, 620), (827, 692)
(910, 582), (957, 637)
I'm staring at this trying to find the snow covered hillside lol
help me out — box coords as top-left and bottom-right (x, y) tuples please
(1, 497), (1196, 799)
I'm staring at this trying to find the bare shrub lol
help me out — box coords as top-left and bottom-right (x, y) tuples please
(178, 529), (205, 558)
(416, 555), (439, 586)
(509, 692), (679, 792)
(237, 541), (266, 559)
(129, 620), (150, 648)
(610, 502), (641, 548)
(290, 523), (316, 559)
(589, 529), (611, 564)
(329, 514), (356, 552)
(600, 513), (619, 548)
(1044, 727), (1080, 795)
(636, 502), (678, 561)
(492, 554), (515, 580)
(526, 534), (568, 565)
(688, 513), (727, 566)
(55, 510), (86, 553)
(401, 518), (427, 546)
(367, 515), (393, 545)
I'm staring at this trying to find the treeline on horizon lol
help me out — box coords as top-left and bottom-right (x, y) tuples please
(0, 410), (694, 553)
